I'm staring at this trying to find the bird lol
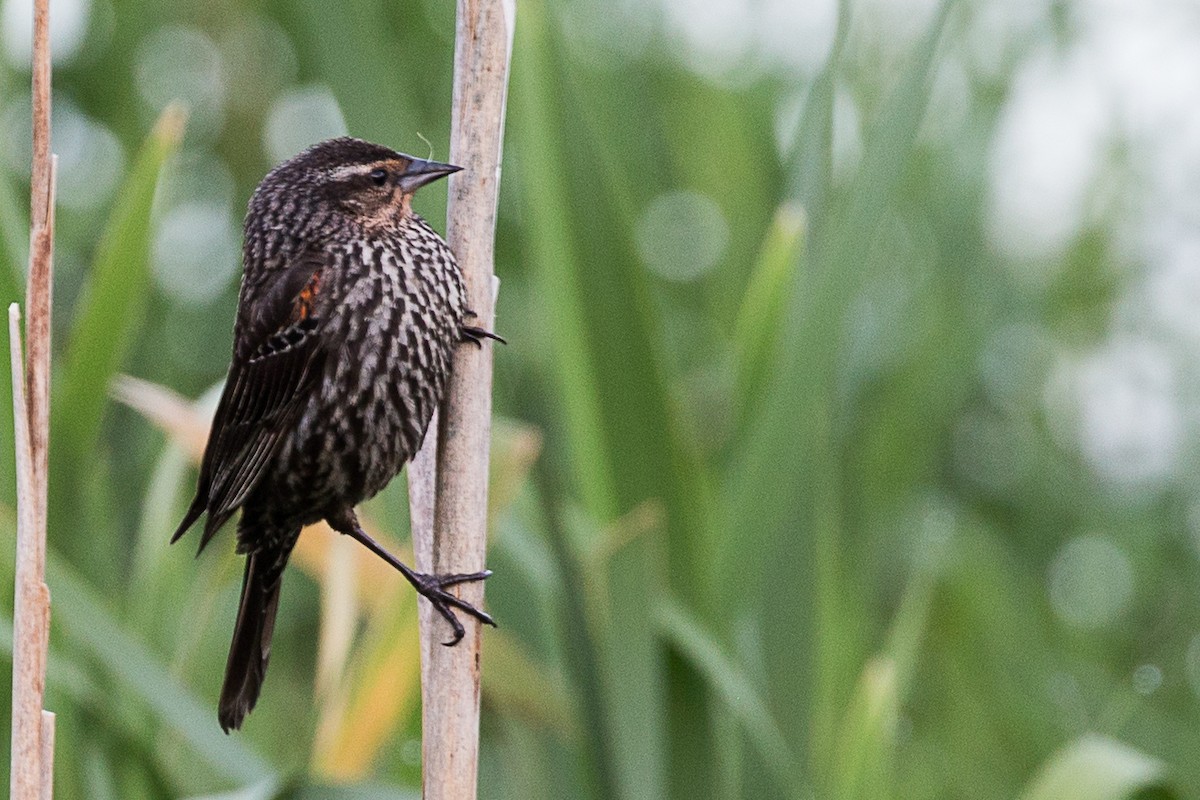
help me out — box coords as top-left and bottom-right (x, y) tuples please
(171, 136), (502, 733)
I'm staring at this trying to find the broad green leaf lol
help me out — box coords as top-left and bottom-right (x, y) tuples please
(732, 202), (806, 435)
(512, 3), (665, 798)
(655, 596), (802, 798)
(554, 40), (720, 609)
(1018, 736), (1176, 800)
(46, 549), (275, 785)
(54, 104), (185, 462)
(785, 0), (853, 211)
(510, 10), (617, 523)
(724, 0), (957, 785)
(834, 506), (950, 800)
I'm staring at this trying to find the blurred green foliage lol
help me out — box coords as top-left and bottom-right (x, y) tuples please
(0, 0), (1195, 798)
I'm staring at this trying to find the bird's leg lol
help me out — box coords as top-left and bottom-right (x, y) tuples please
(461, 308), (506, 348)
(326, 509), (496, 646)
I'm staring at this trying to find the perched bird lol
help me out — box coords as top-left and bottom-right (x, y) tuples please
(172, 137), (501, 733)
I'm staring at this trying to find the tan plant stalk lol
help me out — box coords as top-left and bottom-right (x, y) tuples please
(406, 0), (514, 797)
(9, 0), (56, 795)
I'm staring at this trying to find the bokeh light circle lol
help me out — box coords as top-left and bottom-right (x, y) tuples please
(635, 190), (729, 283)
(1047, 534), (1134, 630)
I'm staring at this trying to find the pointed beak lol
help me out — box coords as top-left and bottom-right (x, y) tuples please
(397, 159), (462, 193)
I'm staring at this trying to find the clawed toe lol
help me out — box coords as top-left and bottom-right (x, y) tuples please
(461, 325), (506, 348)
(412, 570), (496, 646)
(326, 512), (497, 646)
(435, 569), (493, 588)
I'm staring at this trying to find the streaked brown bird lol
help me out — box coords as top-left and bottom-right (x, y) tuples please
(173, 137), (501, 732)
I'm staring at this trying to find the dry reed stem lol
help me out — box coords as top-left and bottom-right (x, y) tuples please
(408, 0), (514, 797)
(26, 5), (53, 538)
(38, 711), (54, 800)
(10, 0), (56, 795)
(9, 305), (52, 800)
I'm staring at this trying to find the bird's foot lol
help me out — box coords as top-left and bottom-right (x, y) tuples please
(409, 569), (496, 646)
(326, 508), (496, 646)
(461, 325), (506, 348)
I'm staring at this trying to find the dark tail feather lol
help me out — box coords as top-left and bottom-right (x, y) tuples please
(171, 486), (235, 555)
(218, 552), (283, 733)
(171, 492), (207, 544)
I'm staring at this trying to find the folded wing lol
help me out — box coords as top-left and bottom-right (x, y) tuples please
(172, 252), (328, 552)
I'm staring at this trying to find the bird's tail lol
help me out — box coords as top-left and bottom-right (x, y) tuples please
(218, 550), (285, 733)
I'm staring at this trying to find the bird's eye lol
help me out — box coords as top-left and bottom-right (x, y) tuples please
(369, 167), (389, 186)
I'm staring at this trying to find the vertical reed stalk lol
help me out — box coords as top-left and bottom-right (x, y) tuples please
(10, 0), (56, 796)
(407, 0), (514, 797)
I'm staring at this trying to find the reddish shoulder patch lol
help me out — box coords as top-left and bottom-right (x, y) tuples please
(293, 271), (322, 321)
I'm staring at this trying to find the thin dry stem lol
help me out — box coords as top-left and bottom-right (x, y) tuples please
(29, 0), (50, 231)
(26, 4), (54, 544)
(9, 306), (52, 800)
(38, 711), (54, 800)
(409, 1), (514, 798)
(10, 0), (56, 795)
(25, 158), (54, 557)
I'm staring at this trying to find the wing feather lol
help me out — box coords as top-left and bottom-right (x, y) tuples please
(173, 252), (328, 551)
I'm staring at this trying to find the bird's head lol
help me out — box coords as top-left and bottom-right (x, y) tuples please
(258, 137), (461, 230)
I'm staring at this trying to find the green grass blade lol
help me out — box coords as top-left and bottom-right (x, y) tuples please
(833, 508), (950, 800)
(513, 3), (668, 798)
(655, 596), (803, 798)
(724, 0), (956, 784)
(54, 104), (186, 462)
(510, 5), (617, 522)
(46, 550), (275, 784)
(784, 0), (853, 210)
(1018, 736), (1176, 800)
(835, 655), (903, 800)
(559, 62), (722, 605)
(732, 203), (805, 436)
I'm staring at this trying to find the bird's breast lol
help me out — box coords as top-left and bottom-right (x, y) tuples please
(278, 232), (464, 509)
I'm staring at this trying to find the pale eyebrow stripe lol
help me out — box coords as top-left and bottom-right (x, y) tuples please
(324, 159), (403, 182)
(325, 164), (374, 181)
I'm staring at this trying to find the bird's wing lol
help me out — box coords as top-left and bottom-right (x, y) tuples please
(173, 252), (329, 553)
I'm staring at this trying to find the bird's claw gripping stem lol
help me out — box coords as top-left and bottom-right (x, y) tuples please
(461, 324), (506, 348)
(411, 569), (496, 646)
(461, 308), (506, 348)
(328, 510), (496, 646)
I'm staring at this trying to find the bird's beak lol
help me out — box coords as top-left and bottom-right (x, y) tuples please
(397, 159), (462, 193)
